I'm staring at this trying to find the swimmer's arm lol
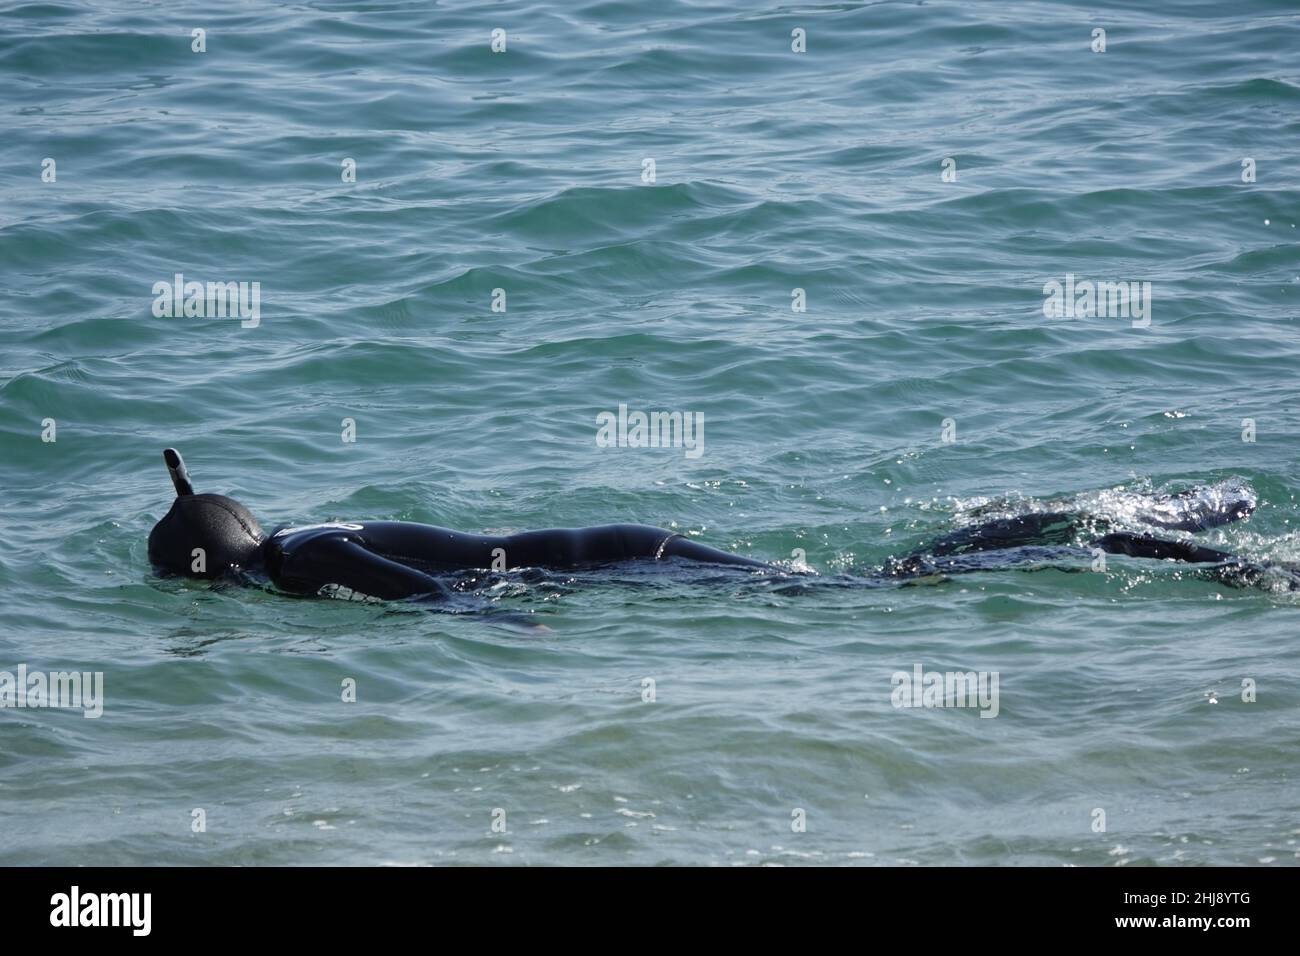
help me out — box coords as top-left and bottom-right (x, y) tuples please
(301, 537), (451, 602)
(1090, 532), (1235, 564)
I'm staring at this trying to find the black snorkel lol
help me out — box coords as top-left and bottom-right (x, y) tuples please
(163, 447), (195, 497)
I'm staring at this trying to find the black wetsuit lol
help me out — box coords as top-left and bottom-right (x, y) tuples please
(883, 512), (1242, 576)
(258, 480), (1300, 601)
(262, 521), (768, 601)
(149, 447), (1294, 601)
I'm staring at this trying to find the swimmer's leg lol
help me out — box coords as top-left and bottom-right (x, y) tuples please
(922, 512), (1083, 557)
(1090, 531), (1300, 591)
(886, 512), (1084, 577)
(1201, 561), (1300, 591)
(889, 494), (1252, 580)
(1089, 532), (1236, 564)
(966, 482), (1256, 534)
(889, 524), (1235, 581)
(1132, 481), (1257, 532)
(887, 543), (1090, 580)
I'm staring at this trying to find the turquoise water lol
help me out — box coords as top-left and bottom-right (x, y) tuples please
(2, 0), (1299, 865)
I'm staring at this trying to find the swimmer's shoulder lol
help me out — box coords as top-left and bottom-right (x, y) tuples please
(267, 522), (368, 550)
(268, 520), (462, 551)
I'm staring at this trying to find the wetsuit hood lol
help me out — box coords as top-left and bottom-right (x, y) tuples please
(147, 449), (264, 578)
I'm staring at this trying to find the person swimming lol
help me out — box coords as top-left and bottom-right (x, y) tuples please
(147, 448), (1296, 602)
(148, 449), (767, 603)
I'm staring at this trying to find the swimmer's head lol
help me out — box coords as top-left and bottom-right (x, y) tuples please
(148, 449), (264, 579)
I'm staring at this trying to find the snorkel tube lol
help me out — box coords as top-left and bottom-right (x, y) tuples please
(163, 447), (196, 497)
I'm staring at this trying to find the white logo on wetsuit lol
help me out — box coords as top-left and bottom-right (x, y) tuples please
(272, 522), (364, 538)
(318, 583), (382, 603)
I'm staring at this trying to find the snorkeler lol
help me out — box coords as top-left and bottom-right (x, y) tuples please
(148, 448), (1291, 601)
(148, 449), (766, 603)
